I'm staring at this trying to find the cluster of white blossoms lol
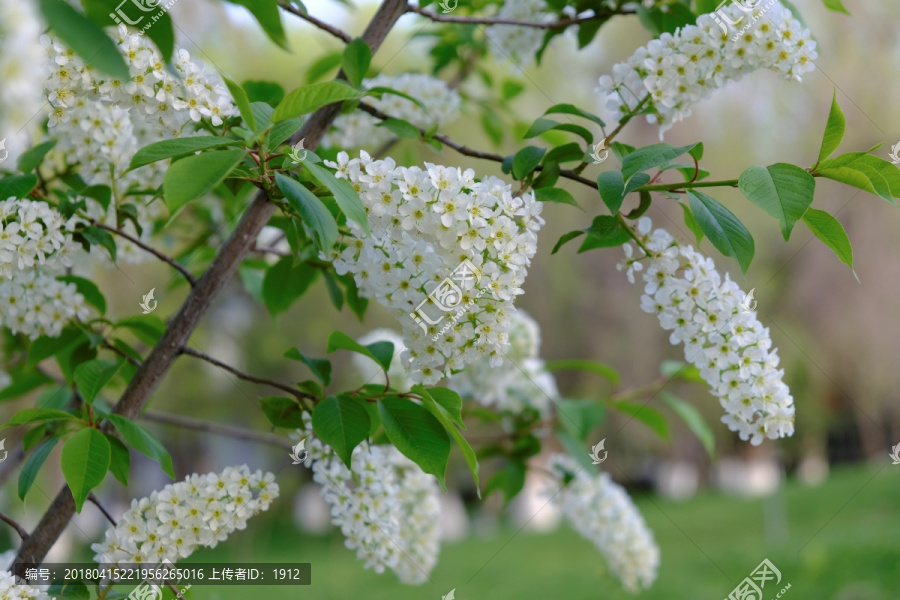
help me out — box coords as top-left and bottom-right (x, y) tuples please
(619, 218), (795, 444)
(0, 0), (47, 169)
(486, 0), (553, 68)
(0, 198), (78, 279)
(325, 151), (544, 385)
(597, 1), (817, 134)
(294, 415), (441, 584)
(0, 270), (90, 339)
(449, 310), (558, 417)
(91, 465), (278, 565)
(0, 570), (52, 600)
(322, 73), (461, 149)
(546, 454), (659, 593)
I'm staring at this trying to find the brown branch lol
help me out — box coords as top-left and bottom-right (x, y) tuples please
(279, 2), (353, 43)
(0, 512), (29, 540)
(87, 494), (117, 526)
(407, 4), (626, 28)
(13, 0), (410, 575)
(92, 221), (197, 287)
(142, 411), (291, 448)
(101, 340), (142, 368)
(179, 345), (316, 405)
(250, 244), (291, 257)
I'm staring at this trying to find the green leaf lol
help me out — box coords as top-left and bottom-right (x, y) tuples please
(261, 397), (306, 428)
(534, 187), (579, 208)
(163, 149), (247, 212)
(543, 103), (605, 127)
(39, 0), (129, 79)
(524, 118), (593, 144)
(107, 414), (175, 479)
(802, 207), (854, 272)
(275, 174), (338, 252)
(79, 185), (112, 212)
(366, 86), (427, 111)
(312, 394), (370, 469)
(376, 118), (422, 139)
(17, 140), (58, 173)
(73, 360), (121, 405)
(243, 80), (285, 105)
(55, 276), (105, 315)
(678, 201), (704, 245)
(306, 52), (342, 83)
(223, 0), (289, 49)
(23, 425), (48, 450)
(688, 190), (755, 274)
(555, 430), (596, 470)
(327, 331), (394, 372)
(262, 256), (319, 316)
(817, 153), (900, 203)
(613, 400), (669, 441)
(415, 386), (479, 494)
(818, 91), (846, 163)
(105, 434), (130, 486)
(596, 170), (625, 214)
(738, 163), (816, 240)
(19, 436), (60, 500)
(484, 460), (525, 506)
(271, 81), (364, 123)
(378, 397), (451, 488)
(115, 315), (165, 346)
(342, 38), (372, 87)
(551, 230), (584, 254)
(82, 0), (175, 63)
(578, 215), (631, 252)
(0, 174), (38, 199)
(284, 348), (332, 386)
(622, 142), (698, 182)
(0, 369), (53, 401)
(222, 77), (256, 131)
(556, 399), (606, 443)
(659, 359), (704, 383)
(79, 226), (116, 262)
(266, 118), (306, 151)
(61, 428), (110, 512)
(413, 386), (465, 429)
(301, 160), (370, 234)
(822, 0), (850, 14)
(512, 146), (546, 180)
(636, 3), (696, 35)
(6, 408), (81, 426)
(544, 359), (620, 385)
(660, 392), (715, 458)
(129, 137), (243, 171)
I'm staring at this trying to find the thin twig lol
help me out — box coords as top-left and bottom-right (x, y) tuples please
(251, 244), (292, 257)
(0, 512), (29, 540)
(92, 221), (197, 287)
(407, 4), (626, 29)
(179, 345), (316, 405)
(279, 2), (353, 43)
(87, 494), (118, 526)
(102, 341), (142, 368)
(142, 411), (292, 448)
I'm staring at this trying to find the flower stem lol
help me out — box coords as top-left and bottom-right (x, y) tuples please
(637, 178), (739, 193)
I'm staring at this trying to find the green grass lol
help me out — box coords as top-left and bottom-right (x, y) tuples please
(116, 463), (900, 599)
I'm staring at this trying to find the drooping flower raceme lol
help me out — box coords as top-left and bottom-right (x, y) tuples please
(0, 198), (78, 279)
(486, 0), (553, 68)
(0, 569), (52, 600)
(449, 310), (559, 417)
(322, 74), (460, 150)
(91, 465), (278, 565)
(619, 218), (795, 445)
(294, 415), (441, 584)
(597, 1), (817, 135)
(0, 270), (90, 339)
(326, 151), (545, 384)
(546, 454), (659, 593)
(0, 0), (46, 168)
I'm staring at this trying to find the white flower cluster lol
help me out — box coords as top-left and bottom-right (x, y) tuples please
(597, 1), (817, 134)
(0, 569), (52, 600)
(326, 151), (545, 385)
(486, 0), (553, 68)
(294, 415), (441, 584)
(449, 310), (558, 417)
(619, 218), (795, 444)
(546, 454), (659, 593)
(91, 465), (278, 565)
(0, 270), (90, 339)
(0, 0), (46, 169)
(322, 73), (460, 149)
(0, 198), (78, 279)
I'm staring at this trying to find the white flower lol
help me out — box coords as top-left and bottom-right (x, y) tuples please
(0, 198), (79, 279)
(546, 454), (660, 593)
(324, 152), (544, 385)
(91, 465), (278, 566)
(621, 217), (795, 444)
(485, 0), (554, 68)
(293, 415), (441, 584)
(0, 569), (52, 600)
(597, 1), (817, 135)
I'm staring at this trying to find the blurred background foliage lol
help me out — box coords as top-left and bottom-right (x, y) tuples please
(3, 0), (900, 596)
